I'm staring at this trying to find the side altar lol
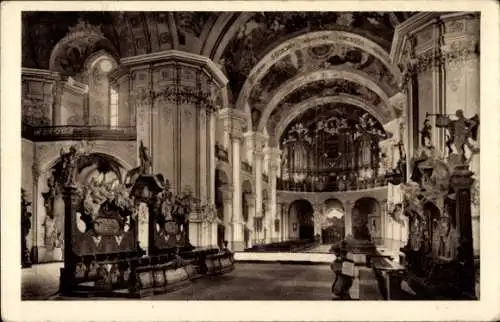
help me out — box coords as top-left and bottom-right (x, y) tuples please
(399, 110), (479, 299)
(57, 142), (234, 298)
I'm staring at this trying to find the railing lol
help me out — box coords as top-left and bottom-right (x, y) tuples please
(276, 175), (389, 192)
(22, 123), (137, 142)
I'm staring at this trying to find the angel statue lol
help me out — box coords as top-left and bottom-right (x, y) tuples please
(433, 109), (479, 161)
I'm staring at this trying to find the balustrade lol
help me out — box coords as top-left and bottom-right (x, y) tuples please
(22, 124), (137, 142)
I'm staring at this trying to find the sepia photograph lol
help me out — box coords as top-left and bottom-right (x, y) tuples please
(2, 1), (500, 321)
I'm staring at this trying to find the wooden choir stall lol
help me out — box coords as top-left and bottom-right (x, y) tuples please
(57, 143), (234, 298)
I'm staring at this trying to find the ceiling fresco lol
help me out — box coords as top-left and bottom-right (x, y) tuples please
(23, 11), (414, 132)
(282, 78), (382, 108)
(220, 12), (412, 97)
(246, 43), (400, 118)
(22, 12), (220, 72)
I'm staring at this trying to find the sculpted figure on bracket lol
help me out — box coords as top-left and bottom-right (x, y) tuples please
(429, 109), (480, 164)
(125, 140), (152, 188)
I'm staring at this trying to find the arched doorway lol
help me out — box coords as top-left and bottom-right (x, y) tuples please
(289, 199), (314, 241)
(352, 197), (380, 241)
(215, 168), (230, 248)
(322, 199), (345, 244)
(37, 153), (126, 263)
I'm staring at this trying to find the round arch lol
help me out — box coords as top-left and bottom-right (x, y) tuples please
(257, 69), (392, 132)
(271, 94), (389, 147)
(42, 151), (131, 179)
(322, 198), (345, 244)
(49, 30), (119, 74)
(235, 30), (401, 119)
(353, 197), (380, 241)
(288, 199), (315, 240)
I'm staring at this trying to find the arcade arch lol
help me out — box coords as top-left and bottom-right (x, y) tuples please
(352, 197), (380, 241)
(322, 198), (345, 244)
(288, 199), (315, 240)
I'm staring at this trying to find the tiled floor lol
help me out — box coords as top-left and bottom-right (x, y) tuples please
(23, 262), (336, 301)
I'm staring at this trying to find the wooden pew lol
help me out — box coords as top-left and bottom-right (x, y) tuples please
(371, 256), (407, 300)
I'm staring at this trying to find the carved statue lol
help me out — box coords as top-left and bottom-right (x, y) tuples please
(125, 141), (153, 187)
(154, 179), (173, 222)
(431, 109), (480, 160)
(21, 189), (32, 267)
(42, 172), (57, 219)
(59, 145), (79, 187)
(420, 117), (432, 148)
(171, 186), (198, 240)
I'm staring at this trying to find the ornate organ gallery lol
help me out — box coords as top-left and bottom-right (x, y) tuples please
(278, 104), (387, 192)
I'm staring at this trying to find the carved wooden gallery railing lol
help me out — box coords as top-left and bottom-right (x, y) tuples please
(55, 142), (234, 298)
(22, 123), (137, 142)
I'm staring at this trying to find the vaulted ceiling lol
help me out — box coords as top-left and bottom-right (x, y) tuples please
(23, 11), (416, 141)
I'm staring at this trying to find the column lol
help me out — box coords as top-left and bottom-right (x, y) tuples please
(282, 202), (289, 241)
(450, 166), (475, 295)
(231, 132), (244, 251)
(380, 199), (388, 248)
(207, 109), (217, 205)
(218, 108), (247, 251)
(246, 193), (256, 248)
(266, 148), (281, 243)
(122, 51), (228, 200)
(344, 200), (354, 238)
(221, 187), (233, 246)
(312, 203), (324, 243)
(30, 162), (40, 264)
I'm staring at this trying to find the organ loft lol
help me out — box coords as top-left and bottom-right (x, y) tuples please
(20, 11), (480, 301)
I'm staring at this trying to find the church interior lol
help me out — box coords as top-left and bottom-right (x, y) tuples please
(20, 11), (480, 301)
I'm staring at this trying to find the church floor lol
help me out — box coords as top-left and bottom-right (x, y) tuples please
(23, 262), (335, 300)
(23, 261), (422, 301)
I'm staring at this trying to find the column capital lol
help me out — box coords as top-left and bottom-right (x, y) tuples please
(344, 200), (355, 209)
(121, 49), (228, 88)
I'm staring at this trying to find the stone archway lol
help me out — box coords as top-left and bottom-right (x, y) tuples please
(322, 199), (345, 244)
(352, 197), (380, 242)
(289, 199), (314, 240)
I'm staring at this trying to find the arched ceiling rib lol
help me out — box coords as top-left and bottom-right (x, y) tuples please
(23, 11), (415, 132)
(256, 69), (394, 132)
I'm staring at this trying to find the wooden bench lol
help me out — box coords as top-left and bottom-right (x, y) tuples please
(371, 256), (407, 300)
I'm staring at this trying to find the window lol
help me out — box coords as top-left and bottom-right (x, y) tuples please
(87, 55), (117, 126)
(110, 88), (119, 127)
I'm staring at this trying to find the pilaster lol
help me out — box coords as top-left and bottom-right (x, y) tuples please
(265, 147), (281, 243)
(122, 50), (228, 202)
(344, 200), (354, 238)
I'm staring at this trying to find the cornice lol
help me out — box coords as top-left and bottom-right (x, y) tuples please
(22, 68), (61, 81)
(390, 12), (447, 64)
(120, 49), (228, 88)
